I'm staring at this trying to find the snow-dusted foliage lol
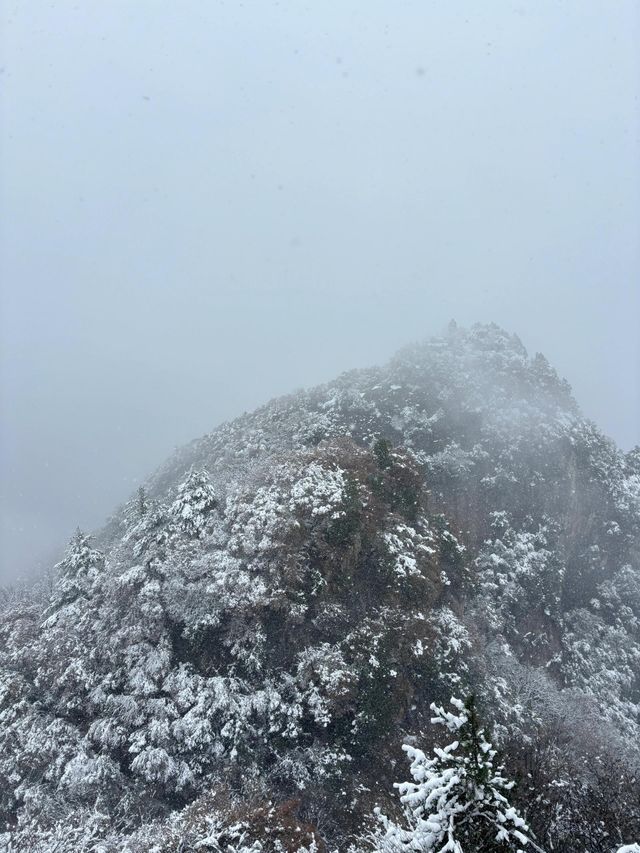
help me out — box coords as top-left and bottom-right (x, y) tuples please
(372, 696), (530, 852)
(475, 519), (562, 647)
(0, 440), (445, 850)
(45, 528), (105, 616)
(169, 468), (218, 537)
(1, 324), (639, 850)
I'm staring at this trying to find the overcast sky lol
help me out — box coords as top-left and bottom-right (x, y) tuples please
(1, 1), (639, 583)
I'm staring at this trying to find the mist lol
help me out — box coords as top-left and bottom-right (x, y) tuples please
(1, 0), (639, 584)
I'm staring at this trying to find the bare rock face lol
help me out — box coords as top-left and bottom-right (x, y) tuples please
(1, 323), (639, 851)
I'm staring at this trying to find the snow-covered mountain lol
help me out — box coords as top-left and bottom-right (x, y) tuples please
(2, 323), (639, 851)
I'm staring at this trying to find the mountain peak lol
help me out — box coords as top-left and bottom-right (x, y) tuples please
(1, 327), (639, 851)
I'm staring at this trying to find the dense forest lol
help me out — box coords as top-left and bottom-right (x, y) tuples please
(1, 324), (639, 851)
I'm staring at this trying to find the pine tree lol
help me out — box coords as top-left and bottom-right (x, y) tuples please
(374, 696), (531, 852)
(46, 528), (105, 614)
(169, 468), (218, 537)
(137, 485), (148, 518)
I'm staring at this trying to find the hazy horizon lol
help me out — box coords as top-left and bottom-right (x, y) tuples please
(1, 1), (639, 583)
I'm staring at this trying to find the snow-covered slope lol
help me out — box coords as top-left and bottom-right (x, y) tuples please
(2, 323), (639, 851)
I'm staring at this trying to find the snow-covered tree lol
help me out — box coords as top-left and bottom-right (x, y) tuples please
(169, 468), (218, 537)
(46, 528), (105, 614)
(373, 696), (531, 852)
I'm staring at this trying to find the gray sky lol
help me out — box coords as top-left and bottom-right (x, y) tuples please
(1, 1), (639, 583)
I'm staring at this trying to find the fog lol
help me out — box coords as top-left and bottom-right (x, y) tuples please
(1, 1), (638, 583)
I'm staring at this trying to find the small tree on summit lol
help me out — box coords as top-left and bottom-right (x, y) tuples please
(373, 695), (531, 852)
(170, 468), (218, 537)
